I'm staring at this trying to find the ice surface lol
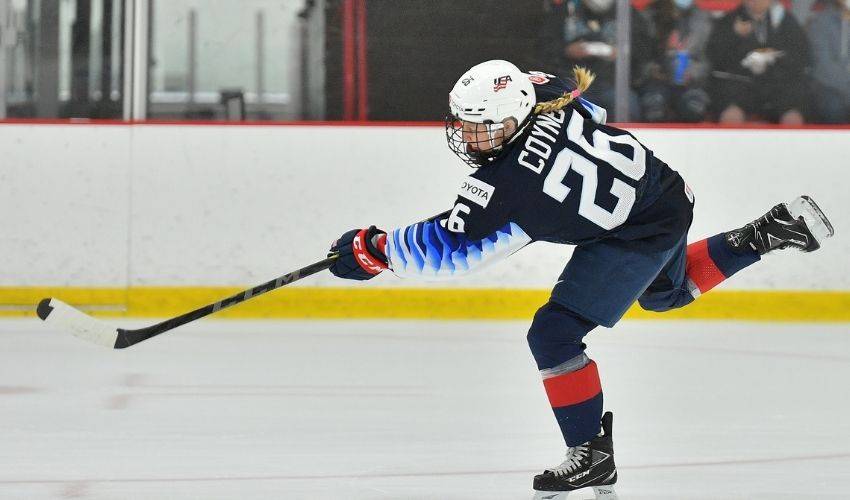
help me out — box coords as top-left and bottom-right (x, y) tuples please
(1, 318), (848, 499)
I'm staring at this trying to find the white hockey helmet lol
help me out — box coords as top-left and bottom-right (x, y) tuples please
(445, 60), (536, 167)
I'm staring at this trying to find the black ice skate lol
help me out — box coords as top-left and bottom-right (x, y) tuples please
(533, 412), (618, 500)
(725, 195), (834, 255)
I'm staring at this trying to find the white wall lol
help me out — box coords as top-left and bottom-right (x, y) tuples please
(2, 125), (130, 286)
(2, 124), (847, 290)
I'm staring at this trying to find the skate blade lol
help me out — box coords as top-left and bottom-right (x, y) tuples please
(592, 485), (619, 499)
(532, 486), (619, 500)
(787, 195), (835, 251)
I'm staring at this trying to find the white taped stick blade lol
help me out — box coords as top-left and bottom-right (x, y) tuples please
(37, 298), (119, 348)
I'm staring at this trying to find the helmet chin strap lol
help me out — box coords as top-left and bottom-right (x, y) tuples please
(485, 122), (505, 151)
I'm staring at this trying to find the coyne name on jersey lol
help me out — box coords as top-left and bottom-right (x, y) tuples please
(519, 110), (566, 174)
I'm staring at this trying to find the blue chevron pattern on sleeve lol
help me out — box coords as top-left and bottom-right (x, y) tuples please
(578, 97), (607, 125)
(385, 220), (531, 280)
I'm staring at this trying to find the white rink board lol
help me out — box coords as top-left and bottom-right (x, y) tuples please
(2, 124), (848, 289)
(1, 318), (849, 499)
(0, 125), (130, 286)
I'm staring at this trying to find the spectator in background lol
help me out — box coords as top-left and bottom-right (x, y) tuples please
(641, 0), (713, 122)
(807, 0), (850, 123)
(543, 0), (653, 120)
(707, 0), (810, 124)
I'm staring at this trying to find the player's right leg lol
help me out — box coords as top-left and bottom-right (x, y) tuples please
(725, 195), (833, 255)
(639, 195), (834, 312)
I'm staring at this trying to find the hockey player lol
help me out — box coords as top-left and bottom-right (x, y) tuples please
(327, 60), (834, 499)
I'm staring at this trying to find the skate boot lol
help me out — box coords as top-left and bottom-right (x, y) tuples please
(725, 195), (834, 255)
(532, 412), (618, 500)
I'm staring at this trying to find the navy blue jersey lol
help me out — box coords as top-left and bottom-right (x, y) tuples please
(386, 73), (694, 280)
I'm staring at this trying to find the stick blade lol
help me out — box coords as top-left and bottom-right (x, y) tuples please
(37, 298), (120, 349)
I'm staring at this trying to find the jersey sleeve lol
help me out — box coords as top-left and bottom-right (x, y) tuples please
(384, 172), (531, 280)
(385, 217), (531, 281)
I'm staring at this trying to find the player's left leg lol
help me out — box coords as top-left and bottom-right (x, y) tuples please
(528, 238), (684, 499)
(527, 302), (602, 448)
(527, 301), (617, 499)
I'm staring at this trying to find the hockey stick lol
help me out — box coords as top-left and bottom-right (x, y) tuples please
(37, 210), (450, 349)
(36, 254), (338, 349)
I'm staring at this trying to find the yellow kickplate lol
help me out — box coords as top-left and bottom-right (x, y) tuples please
(2, 287), (848, 322)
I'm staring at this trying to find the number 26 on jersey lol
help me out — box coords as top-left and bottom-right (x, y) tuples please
(542, 110), (646, 230)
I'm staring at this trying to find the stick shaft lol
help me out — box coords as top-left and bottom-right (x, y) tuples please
(114, 255), (336, 348)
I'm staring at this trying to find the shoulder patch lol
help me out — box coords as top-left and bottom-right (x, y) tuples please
(458, 176), (495, 209)
(527, 71), (553, 85)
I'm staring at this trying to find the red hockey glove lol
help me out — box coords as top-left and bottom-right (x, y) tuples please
(328, 226), (388, 280)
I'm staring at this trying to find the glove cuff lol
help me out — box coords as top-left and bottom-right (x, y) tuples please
(353, 228), (388, 275)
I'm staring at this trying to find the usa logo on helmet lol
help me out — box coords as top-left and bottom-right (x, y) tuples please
(493, 75), (512, 92)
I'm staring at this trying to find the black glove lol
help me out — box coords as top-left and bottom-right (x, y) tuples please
(328, 226), (388, 280)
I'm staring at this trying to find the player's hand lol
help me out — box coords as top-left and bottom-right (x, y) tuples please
(328, 226), (388, 280)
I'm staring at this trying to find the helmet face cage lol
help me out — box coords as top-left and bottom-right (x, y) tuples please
(445, 60), (537, 167)
(444, 114), (507, 168)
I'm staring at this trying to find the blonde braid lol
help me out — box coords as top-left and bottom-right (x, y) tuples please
(533, 66), (596, 115)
